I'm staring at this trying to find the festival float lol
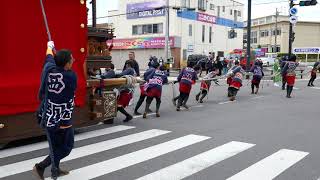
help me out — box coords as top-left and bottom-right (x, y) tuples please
(0, 0), (134, 148)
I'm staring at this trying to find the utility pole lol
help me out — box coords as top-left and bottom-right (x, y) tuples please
(246, 0), (252, 72)
(91, 0), (96, 27)
(164, 0), (170, 64)
(274, 8), (279, 53)
(288, 0), (294, 56)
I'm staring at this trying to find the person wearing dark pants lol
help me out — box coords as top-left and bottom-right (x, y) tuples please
(195, 69), (219, 103)
(174, 63), (198, 111)
(134, 83), (151, 115)
(250, 60), (264, 94)
(142, 63), (168, 118)
(308, 68), (317, 87)
(226, 61), (244, 101)
(34, 42), (77, 180)
(282, 55), (299, 98)
(308, 62), (319, 87)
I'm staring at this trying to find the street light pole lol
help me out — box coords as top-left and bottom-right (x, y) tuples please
(164, 0), (170, 63)
(246, 0), (252, 71)
(288, 0), (294, 56)
(274, 8), (279, 53)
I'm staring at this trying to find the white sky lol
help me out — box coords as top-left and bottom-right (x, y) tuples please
(87, 0), (320, 24)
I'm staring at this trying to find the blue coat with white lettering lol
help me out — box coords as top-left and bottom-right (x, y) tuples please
(177, 67), (197, 85)
(38, 55), (77, 129)
(144, 68), (168, 91)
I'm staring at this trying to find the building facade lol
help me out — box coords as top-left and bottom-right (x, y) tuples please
(108, 0), (244, 69)
(244, 15), (320, 54)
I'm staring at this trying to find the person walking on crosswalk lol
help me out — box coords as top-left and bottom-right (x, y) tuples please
(33, 41), (76, 180)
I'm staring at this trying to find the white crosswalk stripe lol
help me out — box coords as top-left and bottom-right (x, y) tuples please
(227, 149), (309, 180)
(135, 141), (255, 180)
(0, 129), (170, 178)
(0, 127), (310, 180)
(0, 125), (135, 159)
(53, 134), (210, 180)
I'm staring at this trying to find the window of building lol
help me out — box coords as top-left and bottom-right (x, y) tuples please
(198, 0), (207, 11)
(230, 9), (233, 15)
(252, 20), (258, 26)
(209, 26), (212, 43)
(238, 10), (241, 17)
(189, 24), (192, 36)
(222, 6), (225, 12)
(132, 26), (138, 35)
(181, 0), (191, 8)
(202, 25), (205, 43)
(217, 6), (220, 17)
(258, 18), (266, 25)
(260, 30), (269, 37)
(210, 3), (215, 10)
(132, 23), (163, 35)
(251, 31), (257, 44)
(266, 16), (272, 23)
(272, 29), (281, 36)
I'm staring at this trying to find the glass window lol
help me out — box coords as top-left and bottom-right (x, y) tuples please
(182, 0), (191, 8)
(202, 25), (205, 43)
(230, 9), (233, 15)
(238, 11), (241, 17)
(209, 26), (212, 43)
(210, 4), (215, 10)
(132, 25), (138, 35)
(222, 6), (225, 12)
(217, 6), (220, 17)
(158, 23), (163, 33)
(137, 25), (143, 35)
(189, 24), (192, 36)
(198, 0), (207, 11)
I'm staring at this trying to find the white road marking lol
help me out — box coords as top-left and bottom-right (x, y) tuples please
(191, 105), (204, 108)
(0, 129), (170, 178)
(136, 141), (255, 180)
(219, 100), (236, 105)
(250, 96), (264, 100)
(227, 149), (309, 180)
(311, 87), (320, 90)
(55, 135), (210, 180)
(0, 125), (135, 159)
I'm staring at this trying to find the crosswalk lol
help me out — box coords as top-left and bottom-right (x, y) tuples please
(0, 125), (309, 180)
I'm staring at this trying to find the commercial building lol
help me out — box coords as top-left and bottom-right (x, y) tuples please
(244, 15), (320, 54)
(108, 0), (244, 69)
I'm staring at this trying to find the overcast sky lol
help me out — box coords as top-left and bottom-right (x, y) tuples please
(87, 0), (320, 24)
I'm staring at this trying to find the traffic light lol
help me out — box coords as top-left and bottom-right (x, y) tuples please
(299, 0), (317, 6)
(229, 29), (237, 39)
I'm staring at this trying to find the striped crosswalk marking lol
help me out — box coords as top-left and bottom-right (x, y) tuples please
(136, 141), (255, 180)
(0, 129), (169, 178)
(227, 149), (309, 180)
(54, 135), (210, 180)
(0, 125), (135, 159)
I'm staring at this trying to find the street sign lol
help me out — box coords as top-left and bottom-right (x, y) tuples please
(187, 44), (194, 52)
(293, 47), (320, 54)
(289, 16), (298, 24)
(289, 7), (298, 16)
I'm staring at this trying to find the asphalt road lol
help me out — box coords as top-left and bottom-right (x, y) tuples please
(1, 78), (319, 180)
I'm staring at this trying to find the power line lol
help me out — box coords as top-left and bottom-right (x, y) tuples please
(88, 1), (288, 20)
